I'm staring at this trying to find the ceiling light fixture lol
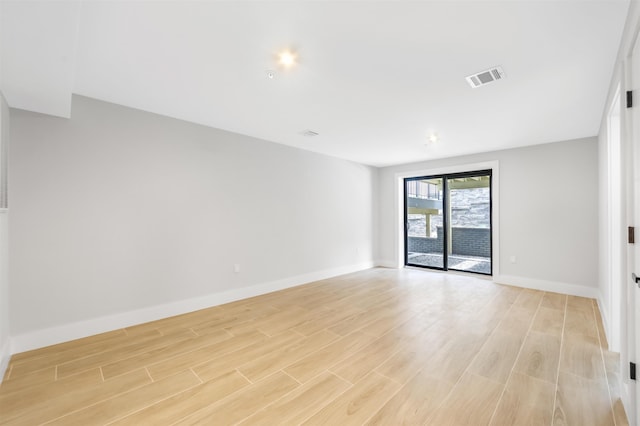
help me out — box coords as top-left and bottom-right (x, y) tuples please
(266, 70), (275, 79)
(278, 50), (297, 68)
(428, 133), (439, 144)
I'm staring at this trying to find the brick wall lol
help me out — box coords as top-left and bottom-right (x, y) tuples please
(407, 231), (443, 254)
(408, 226), (490, 258)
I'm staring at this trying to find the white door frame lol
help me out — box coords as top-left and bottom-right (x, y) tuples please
(625, 26), (640, 425)
(393, 160), (500, 275)
(607, 86), (623, 353)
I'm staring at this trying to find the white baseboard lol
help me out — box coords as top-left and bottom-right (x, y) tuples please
(375, 260), (399, 268)
(10, 261), (375, 355)
(377, 265), (600, 299)
(8, 265), (603, 356)
(379, 264), (601, 300)
(493, 274), (599, 299)
(595, 292), (611, 350)
(0, 339), (10, 383)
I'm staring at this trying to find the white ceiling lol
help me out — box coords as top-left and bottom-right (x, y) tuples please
(0, 1), (630, 167)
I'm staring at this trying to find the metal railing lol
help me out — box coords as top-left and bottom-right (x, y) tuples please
(406, 181), (440, 200)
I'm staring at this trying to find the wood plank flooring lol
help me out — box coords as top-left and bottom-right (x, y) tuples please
(0, 268), (628, 425)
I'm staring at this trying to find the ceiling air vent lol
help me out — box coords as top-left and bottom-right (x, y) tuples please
(301, 129), (319, 137)
(465, 66), (505, 88)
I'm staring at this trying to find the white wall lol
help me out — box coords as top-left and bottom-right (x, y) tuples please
(599, 89), (624, 352)
(8, 95), (376, 351)
(596, 2), (640, 423)
(598, 0), (640, 342)
(0, 92), (10, 377)
(378, 138), (599, 294)
(598, 2), (640, 330)
(598, 127), (609, 328)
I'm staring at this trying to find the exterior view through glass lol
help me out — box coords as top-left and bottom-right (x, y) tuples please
(404, 170), (492, 275)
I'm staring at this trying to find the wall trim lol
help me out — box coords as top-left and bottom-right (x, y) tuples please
(376, 264), (599, 298)
(596, 292), (611, 350)
(493, 274), (599, 299)
(0, 340), (10, 383)
(5, 264), (604, 374)
(375, 260), (398, 268)
(10, 261), (375, 355)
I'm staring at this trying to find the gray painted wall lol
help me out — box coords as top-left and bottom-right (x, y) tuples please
(9, 95), (377, 335)
(0, 92), (9, 370)
(6, 93), (601, 346)
(378, 137), (599, 289)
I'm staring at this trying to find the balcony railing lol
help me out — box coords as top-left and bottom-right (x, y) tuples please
(406, 181), (440, 200)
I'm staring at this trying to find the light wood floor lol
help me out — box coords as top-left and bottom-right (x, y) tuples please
(0, 268), (629, 425)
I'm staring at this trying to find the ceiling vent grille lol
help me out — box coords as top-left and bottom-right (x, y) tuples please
(301, 129), (319, 137)
(465, 66), (505, 88)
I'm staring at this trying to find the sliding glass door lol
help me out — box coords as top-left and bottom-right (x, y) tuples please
(405, 177), (445, 269)
(404, 170), (492, 275)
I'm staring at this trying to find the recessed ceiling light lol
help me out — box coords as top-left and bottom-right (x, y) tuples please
(266, 70), (275, 79)
(428, 133), (439, 143)
(278, 50), (297, 68)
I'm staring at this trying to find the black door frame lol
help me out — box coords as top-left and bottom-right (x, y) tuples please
(404, 169), (492, 275)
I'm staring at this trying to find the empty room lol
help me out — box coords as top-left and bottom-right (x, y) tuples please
(1, 0), (639, 425)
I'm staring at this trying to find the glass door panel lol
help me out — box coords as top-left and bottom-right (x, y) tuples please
(446, 173), (492, 274)
(404, 170), (492, 275)
(405, 177), (445, 269)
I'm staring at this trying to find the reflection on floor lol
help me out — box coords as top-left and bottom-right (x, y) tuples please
(408, 252), (491, 274)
